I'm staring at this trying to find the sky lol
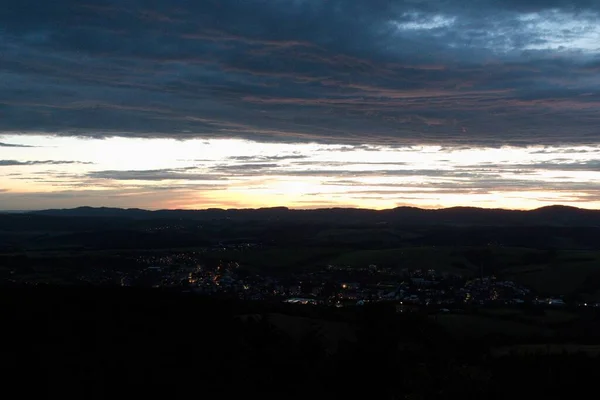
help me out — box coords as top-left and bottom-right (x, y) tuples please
(1, 0), (600, 210)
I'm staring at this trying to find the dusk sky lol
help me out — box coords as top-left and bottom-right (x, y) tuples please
(2, 0), (600, 210)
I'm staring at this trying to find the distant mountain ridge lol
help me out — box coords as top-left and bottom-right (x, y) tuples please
(27, 205), (600, 227)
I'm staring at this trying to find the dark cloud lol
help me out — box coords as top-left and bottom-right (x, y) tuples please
(208, 165), (497, 179)
(320, 176), (599, 194)
(228, 154), (309, 162)
(188, 156), (600, 179)
(213, 163), (280, 173)
(292, 161), (409, 167)
(0, 142), (35, 148)
(492, 0), (600, 12)
(142, 184), (225, 191)
(2, 1), (600, 146)
(529, 147), (600, 154)
(459, 159), (600, 171)
(334, 145), (389, 152)
(0, 160), (92, 166)
(87, 169), (225, 181)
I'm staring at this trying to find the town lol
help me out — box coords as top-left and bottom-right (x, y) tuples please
(29, 248), (591, 311)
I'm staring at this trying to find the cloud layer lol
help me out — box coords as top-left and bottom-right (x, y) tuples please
(0, 160), (92, 166)
(2, 0), (600, 146)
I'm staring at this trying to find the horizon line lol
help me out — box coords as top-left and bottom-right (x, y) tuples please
(3, 204), (598, 213)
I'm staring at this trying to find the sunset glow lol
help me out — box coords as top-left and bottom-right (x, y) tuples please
(2, 135), (600, 210)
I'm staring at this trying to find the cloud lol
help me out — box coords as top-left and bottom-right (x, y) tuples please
(0, 142), (35, 148)
(1, 1), (600, 147)
(0, 160), (92, 166)
(459, 159), (600, 172)
(529, 147), (600, 154)
(319, 176), (600, 194)
(228, 154), (309, 162)
(333, 145), (388, 152)
(87, 168), (225, 181)
(212, 163), (280, 174)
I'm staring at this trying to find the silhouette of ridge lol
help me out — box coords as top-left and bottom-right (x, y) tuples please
(24, 204), (600, 227)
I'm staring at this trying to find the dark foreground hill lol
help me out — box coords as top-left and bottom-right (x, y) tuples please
(3, 286), (600, 399)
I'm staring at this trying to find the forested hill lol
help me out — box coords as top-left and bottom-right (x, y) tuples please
(23, 205), (600, 227)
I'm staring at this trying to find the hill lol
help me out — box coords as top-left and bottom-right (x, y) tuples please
(26, 205), (600, 227)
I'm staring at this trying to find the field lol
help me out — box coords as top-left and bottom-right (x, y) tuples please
(329, 247), (470, 273)
(209, 246), (352, 272)
(431, 314), (554, 339)
(479, 308), (580, 325)
(490, 344), (600, 357)
(503, 256), (600, 297)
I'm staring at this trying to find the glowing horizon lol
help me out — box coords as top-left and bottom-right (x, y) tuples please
(2, 135), (600, 211)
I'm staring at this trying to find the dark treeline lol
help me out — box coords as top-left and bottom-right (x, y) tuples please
(3, 286), (600, 399)
(25, 205), (600, 227)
